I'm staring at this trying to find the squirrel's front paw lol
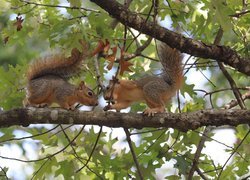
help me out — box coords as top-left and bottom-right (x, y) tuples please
(103, 104), (111, 111)
(68, 107), (76, 111)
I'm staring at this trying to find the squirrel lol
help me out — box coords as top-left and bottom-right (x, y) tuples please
(23, 42), (98, 110)
(103, 42), (183, 116)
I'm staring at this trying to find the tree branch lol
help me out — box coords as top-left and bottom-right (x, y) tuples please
(90, 0), (250, 76)
(124, 128), (144, 180)
(0, 108), (249, 131)
(188, 126), (212, 179)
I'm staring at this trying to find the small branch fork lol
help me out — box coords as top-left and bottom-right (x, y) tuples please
(225, 90), (250, 109)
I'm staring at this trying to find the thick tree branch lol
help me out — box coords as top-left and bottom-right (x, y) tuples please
(0, 108), (249, 132)
(90, 0), (250, 76)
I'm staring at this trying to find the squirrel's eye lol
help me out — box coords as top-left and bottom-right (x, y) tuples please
(88, 91), (93, 96)
(106, 86), (110, 90)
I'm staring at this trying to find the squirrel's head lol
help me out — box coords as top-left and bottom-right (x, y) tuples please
(76, 81), (98, 106)
(103, 76), (119, 102)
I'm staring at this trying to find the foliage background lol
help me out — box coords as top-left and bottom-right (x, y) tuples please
(0, 0), (249, 179)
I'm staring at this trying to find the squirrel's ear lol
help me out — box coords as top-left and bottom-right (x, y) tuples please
(78, 81), (85, 90)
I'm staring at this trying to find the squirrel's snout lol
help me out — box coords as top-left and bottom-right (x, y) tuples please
(104, 95), (113, 101)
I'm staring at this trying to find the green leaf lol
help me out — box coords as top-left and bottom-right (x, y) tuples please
(174, 155), (191, 175)
(181, 78), (196, 98)
(33, 157), (58, 179)
(55, 160), (75, 179)
(210, 0), (233, 31)
(68, 0), (81, 7)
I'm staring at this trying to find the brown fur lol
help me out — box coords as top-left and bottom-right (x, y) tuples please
(24, 43), (98, 109)
(27, 45), (88, 81)
(104, 43), (183, 116)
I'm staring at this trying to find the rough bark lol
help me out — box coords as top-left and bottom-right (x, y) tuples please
(90, 0), (250, 76)
(0, 108), (249, 132)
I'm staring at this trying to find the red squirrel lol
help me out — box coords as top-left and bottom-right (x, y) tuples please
(104, 43), (183, 116)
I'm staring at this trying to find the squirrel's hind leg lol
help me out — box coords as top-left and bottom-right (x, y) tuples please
(24, 98), (50, 108)
(142, 82), (166, 116)
(23, 97), (49, 108)
(25, 80), (54, 107)
(143, 97), (165, 116)
(24, 92), (52, 108)
(143, 106), (165, 116)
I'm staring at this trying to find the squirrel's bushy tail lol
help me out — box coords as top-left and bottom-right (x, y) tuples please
(27, 42), (89, 81)
(157, 42), (183, 89)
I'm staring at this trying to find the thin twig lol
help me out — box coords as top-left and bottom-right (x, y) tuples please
(94, 55), (105, 91)
(165, 0), (177, 16)
(214, 27), (245, 109)
(31, 158), (50, 180)
(194, 87), (250, 97)
(110, 0), (133, 29)
(169, 131), (181, 149)
(184, 55), (196, 75)
(240, 173), (250, 180)
(0, 126), (85, 163)
(203, 166), (222, 175)
(198, 69), (216, 87)
(124, 128), (144, 180)
(59, 125), (103, 178)
(217, 130), (250, 179)
(229, 10), (250, 18)
(59, 124), (83, 157)
(188, 27), (225, 179)
(139, 54), (158, 61)
(0, 125), (60, 144)
(195, 165), (209, 180)
(224, 90), (250, 109)
(130, 128), (165, 135)
(76, 126), (103, 173)
(125, 0), (156, 51)
(0, 166), (9, 180)
(197, 128), (249, 163)
(18, 0), (100, 12)
(138, 129), (167, 158)
(50, 124), (74, 137)
(188, 127), (213, 179)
